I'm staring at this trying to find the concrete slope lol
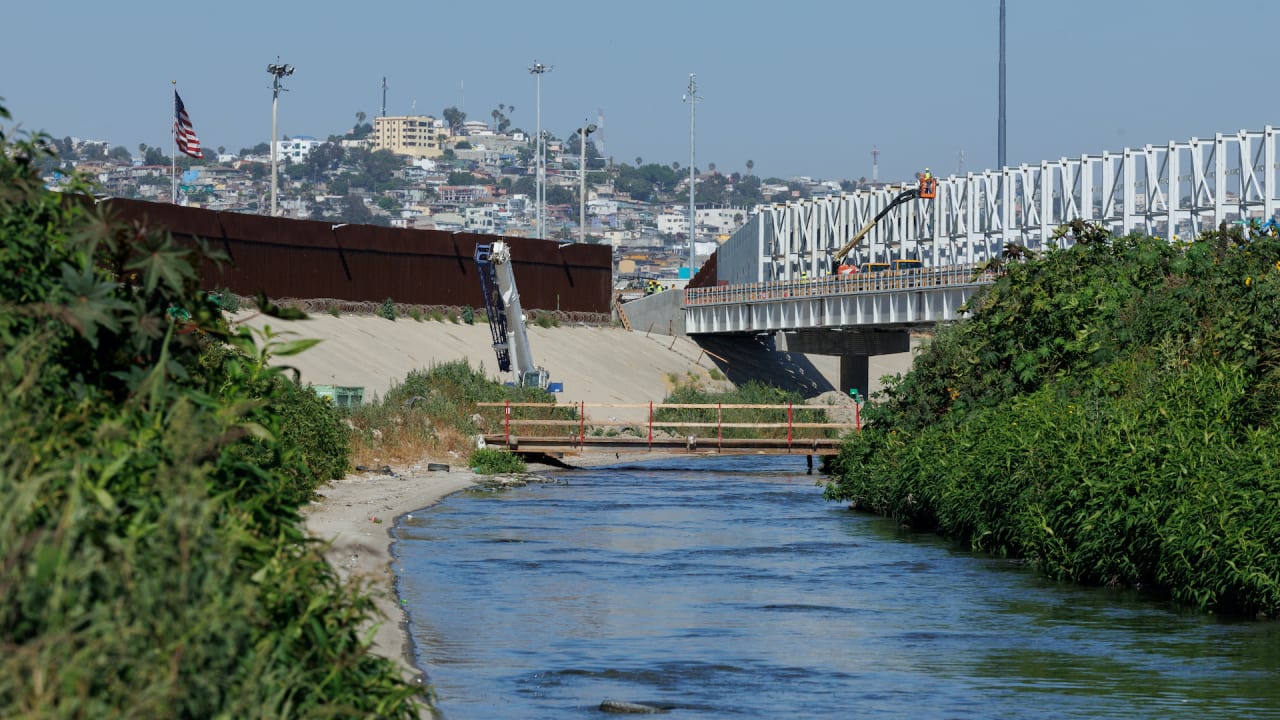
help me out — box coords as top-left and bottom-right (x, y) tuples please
(233, 313), (919, 421)
(234, 313), (731, 421)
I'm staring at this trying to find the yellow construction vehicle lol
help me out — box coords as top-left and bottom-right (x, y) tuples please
(830, 179), (935, 272)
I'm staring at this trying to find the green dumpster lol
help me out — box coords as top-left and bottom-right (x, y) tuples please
(313, 385), (365, 408)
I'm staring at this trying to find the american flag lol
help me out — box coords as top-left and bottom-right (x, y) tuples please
(174, 90), (203, 159)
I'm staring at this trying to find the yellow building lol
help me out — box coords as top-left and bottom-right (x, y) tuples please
(372, 116), (452, 158)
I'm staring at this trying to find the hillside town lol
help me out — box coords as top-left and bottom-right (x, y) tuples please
(39, 106), (870, 282)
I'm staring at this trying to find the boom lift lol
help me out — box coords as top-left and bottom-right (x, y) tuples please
(474, 241), (551, 389)
(830, 174), (938, 272)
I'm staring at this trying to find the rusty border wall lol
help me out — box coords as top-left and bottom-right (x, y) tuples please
(105, 199), (613, 315)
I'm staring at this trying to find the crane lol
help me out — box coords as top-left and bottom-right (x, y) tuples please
(474, 241), (551, 389)
(830, 175), (937, 272)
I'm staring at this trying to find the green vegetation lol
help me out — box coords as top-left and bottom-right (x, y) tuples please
(0, 104), (425, 716)
(344, 360), (571, 467)
(379, 296), (397, 320)
(469, 448), (528, 474)
(825, 222), (1280, 616)
(533, 311), (560, 328)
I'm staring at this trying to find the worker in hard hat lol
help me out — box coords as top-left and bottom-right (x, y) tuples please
(920, 167), (936, 198)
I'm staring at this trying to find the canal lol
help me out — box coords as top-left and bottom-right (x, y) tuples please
(395, 455), (1280, 719)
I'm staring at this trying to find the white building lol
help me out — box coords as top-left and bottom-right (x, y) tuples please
(656, 207), (748, 239)
(274, 136), (324, 162)
(464, 205), (501, 234)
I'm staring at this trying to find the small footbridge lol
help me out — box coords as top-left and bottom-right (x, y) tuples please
(477, 401), (860, 457)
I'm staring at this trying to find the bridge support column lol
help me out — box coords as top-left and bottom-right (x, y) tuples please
(840, 355), (870, 402)
(777, 328), (910, 400)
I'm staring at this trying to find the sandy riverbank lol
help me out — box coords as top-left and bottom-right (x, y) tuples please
(299, 462), (477, 689)
(299, 451), (657, 712)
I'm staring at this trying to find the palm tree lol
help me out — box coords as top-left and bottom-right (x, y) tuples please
(746, 159), (754, 175)
(635, 156), (642, 166)
(708, 162), (717, 174)
(356, 111), (366, 126)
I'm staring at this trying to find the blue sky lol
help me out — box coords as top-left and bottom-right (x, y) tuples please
(3, 0), (1277, 183)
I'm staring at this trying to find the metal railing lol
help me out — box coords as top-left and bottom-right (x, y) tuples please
(476, 401), (861, 455)
(684, 263), (1001, 307)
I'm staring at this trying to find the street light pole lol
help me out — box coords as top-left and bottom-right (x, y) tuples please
(998, 0), (1006, 169)
(577, 122), (597, 244)
(528, 61), (552, 238)
(684, 74), (701, 278)
(267, 60), (294, 217)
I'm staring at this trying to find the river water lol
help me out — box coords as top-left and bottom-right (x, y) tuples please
(395, 455), (1280, 719)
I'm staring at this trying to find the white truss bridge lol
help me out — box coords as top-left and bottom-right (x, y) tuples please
(677, 127), (1280, 394)
(689, 126), (1280, 336)
(712, 126), (1280, 285)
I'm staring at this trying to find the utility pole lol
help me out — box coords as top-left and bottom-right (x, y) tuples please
(871, 146), (880, 184)
(267, 60), (294, 217)
(684, 74), (700, 278)
(381, 76), (387, 117)
(998, 0), (1007, 169)
(529, 61), (552, 238)
(577, 122), (597, 244)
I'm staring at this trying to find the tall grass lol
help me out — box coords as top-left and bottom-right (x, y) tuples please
(344, 359), (575, 465)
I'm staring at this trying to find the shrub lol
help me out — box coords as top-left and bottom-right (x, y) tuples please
(0, 101), (424, 717)
(825, 225), (1280, 616)
(469, 447), (527, 474)
(345, 359), (575, 465)
(379, 297), (397, 320)
(211, 287), (241, 313)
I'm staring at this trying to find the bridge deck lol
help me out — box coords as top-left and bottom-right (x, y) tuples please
(481, 434), (846, 456)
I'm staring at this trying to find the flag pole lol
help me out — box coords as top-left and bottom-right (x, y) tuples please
(171, 80), (177, 204)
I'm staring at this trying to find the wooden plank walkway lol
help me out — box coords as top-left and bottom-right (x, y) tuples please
(477, 401), (860, 457)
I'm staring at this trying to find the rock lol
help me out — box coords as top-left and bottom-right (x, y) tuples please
(599, 699), (667, 714)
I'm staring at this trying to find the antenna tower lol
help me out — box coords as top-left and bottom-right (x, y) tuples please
(871, 146), (879, 184)
(381, 77), (387, 116)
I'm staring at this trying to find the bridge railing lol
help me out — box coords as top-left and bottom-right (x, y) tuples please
(476, 401), (862, 455)
(684, 263), (1000, 307)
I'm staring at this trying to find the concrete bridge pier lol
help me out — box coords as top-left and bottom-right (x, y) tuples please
(777, 329), (911, 400)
